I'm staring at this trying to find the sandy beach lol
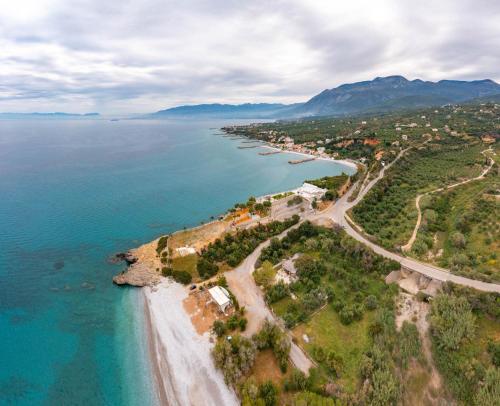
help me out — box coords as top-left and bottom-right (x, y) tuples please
(143, 280), (238, 406)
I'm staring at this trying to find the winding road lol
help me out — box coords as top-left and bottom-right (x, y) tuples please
(323, 149), (500, 293)
(401, 148), (495, 252)
(225, 145), (499, 377)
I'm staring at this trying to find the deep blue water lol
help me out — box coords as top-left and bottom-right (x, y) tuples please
(0, 119), (354, 405)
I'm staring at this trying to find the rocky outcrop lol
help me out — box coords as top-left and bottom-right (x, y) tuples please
(113, 262), (161, 287)
(109, 250), (138, 264)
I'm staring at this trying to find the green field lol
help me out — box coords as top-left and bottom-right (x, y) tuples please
(352, 141), (486, 249)
(293, 307), (374, 394)
(171, 254), (199, 279)
(411, 171), (499, 282)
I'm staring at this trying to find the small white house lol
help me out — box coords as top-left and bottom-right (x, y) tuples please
(209, 286), (231, 313)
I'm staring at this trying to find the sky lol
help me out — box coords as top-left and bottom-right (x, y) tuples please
(0, 0), (499, 114)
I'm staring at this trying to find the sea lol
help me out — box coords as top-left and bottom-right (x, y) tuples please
(0, 118), (355, 405)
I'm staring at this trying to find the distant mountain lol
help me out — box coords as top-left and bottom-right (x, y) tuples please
(292, 76), (500, 116)
(150, 103), (301, 118)
(0, 112), (100, 119)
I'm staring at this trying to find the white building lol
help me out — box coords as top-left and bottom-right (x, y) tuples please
(176, 246), (196, 256)
(208, 286), (231, 313)
(296, 182), (327, 201)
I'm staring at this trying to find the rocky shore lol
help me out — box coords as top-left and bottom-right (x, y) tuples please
(112, 239), (163, 287)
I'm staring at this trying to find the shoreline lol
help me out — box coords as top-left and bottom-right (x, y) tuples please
(143, 280), (238, 406)
(259, 144), (359, 170)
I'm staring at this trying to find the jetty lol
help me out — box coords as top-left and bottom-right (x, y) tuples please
(288, 157), (316, 164)
(259, 150), (282, 156)
(238, 145), (260, 149)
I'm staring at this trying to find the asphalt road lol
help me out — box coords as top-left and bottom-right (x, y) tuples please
(324, 150), (500, 294)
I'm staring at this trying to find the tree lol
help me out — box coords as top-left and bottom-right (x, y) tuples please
(451, 231), (466, 249)
(430, 294), (476, 351)
(212, 335), (256, 385)
(365, 295), (378, 310)
(258, 381), (278, 406)
(474, 367), (500, 406)
(212, 320), (226, 337)
(370, 368), (399, 406)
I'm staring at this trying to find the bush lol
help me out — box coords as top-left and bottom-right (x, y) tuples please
(161, 267), (173, 277)
(258, 381), (278, 406)
(487, 341), (500, 367)
(283, 369), (310, 392)
(197, 257), (219, 279)
(212, 335), (256, 386)
(451, 231), (466, 249)
(213, 320), (226, 337)
(365, 295), (378, 310)
(430, 294), (476, 351)
(156, 236), (168, 254)
(265, 282), (289, 304)
(172, 270), (192, 284)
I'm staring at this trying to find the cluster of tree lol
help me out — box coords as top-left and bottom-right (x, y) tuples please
(212, 311), (247, 337)
(161, 267), (192, 284)
(429, 290), (500, 404)
(199, 215), (300, 277)
(212, 335), (257, 386)
(241, 379), (278, 406)
(231, 196), (272, 216)
(306, 174), (349, 201)
(311, 346), (343, 378)
(359, 308), (400, 405)
(352, 142), (485, 249)
(261, 223), (398, 329)
(253, 261), (276, 289)
(156, 235), (168, 255)
(252, 320), (291, 372)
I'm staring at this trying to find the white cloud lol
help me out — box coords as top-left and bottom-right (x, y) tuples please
(0, 0), (498, 114)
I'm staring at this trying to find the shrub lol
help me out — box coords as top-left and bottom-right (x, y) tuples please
(172, 270), (192, 285)
(212, 335), (256, 386)
(161, 267), (173, 277)
(265, 282), (289, 304)
(451, 231), (466, 249)
(430, 294), (476, 351)
(156, 236), (168, 254)
(365, 295), (378, 310)
(258, 381), (278, 406)
(283, 369), (310, 392)
(197, 258), (219, 279)
(212, 320), (226, 337)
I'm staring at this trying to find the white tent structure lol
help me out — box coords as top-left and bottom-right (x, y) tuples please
(296, 182), (326, 201)
(208, 286), (231, 312)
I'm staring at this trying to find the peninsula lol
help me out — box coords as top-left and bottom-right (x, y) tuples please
(114, 100), (499, 405)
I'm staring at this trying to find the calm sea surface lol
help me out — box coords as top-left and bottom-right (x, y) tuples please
(0, 119), (354, 405)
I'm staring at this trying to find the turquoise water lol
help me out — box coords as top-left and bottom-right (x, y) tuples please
(0, 119), (354, 405)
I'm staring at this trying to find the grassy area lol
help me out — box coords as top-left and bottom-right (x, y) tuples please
(293, 307), (374, 394)
(429, 285), (500, 404)
(171, 254), (199, 280)
(352, 141), (486, 249)
(411, 171), (499, 282)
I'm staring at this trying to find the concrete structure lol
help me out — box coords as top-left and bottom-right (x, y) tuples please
(208, 286), (231, 312)
(176, 246), (196, 256)
(296, 182), (326, 202)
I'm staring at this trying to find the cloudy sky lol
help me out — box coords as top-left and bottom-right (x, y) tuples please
(0, 0), (499, 114)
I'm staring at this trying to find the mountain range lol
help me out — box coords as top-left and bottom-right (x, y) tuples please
(151, 76), (500, 118)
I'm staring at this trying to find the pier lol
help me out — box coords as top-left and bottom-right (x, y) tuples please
(238, 145), (260, 149)
(288, 157), (316, 164)
(259, 150), (282, 156)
